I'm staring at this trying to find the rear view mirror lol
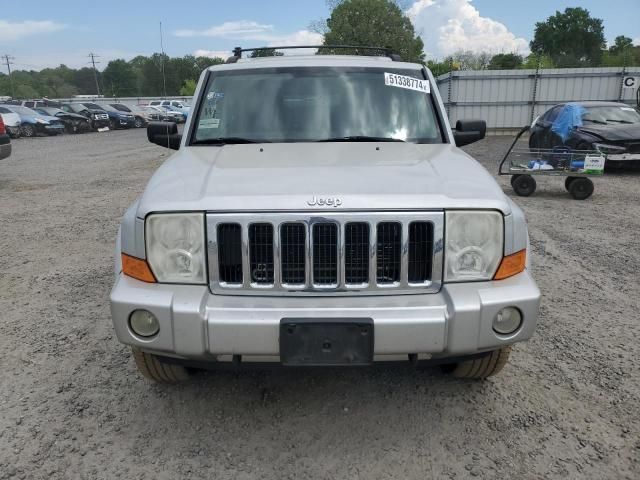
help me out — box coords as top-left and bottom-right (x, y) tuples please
(147, 121), (181, 150)
(454, 120), (486, 147)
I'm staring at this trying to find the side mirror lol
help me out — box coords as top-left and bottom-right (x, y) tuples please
(147, 121), (181, 150)
(453, 119), (486, 147)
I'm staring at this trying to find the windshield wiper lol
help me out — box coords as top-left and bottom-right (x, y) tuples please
(605, 119), (634, 124)
(316, 135), (406, 142)
(192, 137), (270, 145)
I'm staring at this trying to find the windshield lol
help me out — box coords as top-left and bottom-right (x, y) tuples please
(83, 102), (105, 111)
(191, 67), (443, 144)
(111, 104), (130, 112)
(7, 105), (39, 116)
(582, 105), (640, 125)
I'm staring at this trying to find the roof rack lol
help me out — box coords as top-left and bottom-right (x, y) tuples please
(225, 45), (403, 63)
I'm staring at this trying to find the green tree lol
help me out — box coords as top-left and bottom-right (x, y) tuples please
(450, 51), (491, 70)
(488, 53), (523, 70)
(102, 59), (137, 97)
(322, 0), (425, 63)
(250, 48), (285, 58)
(530, 7), (605, 67)
(600, 36), (640, 66)
(179, 79), (197, 96)
(522, 53), (555, 69)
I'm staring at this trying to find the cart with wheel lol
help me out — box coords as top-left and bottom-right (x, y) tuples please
(499, 126), (606, 200)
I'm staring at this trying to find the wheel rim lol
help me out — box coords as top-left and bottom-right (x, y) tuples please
(23, 125), (34, 136)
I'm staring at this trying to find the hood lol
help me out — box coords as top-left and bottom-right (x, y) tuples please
(0, 112), (21, 126)
(40, 115), (60, 123)
(20, 113), (58, 123)
(577, 123), (640, 142)
(60, 112), (89, 121)
(136, 143), (510, 217)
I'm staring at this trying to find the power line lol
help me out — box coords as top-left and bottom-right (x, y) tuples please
(88, 52), (101, 96)
(2, 54), (15, 98)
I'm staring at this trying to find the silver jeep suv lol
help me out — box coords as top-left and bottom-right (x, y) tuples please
(110, 47), (540, 383)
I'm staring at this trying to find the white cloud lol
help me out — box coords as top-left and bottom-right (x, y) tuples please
(193, 49), (231, 59)
(175, 19), (322, 53)
(174, 21), (274, 38)
(0, 20), (66, 42)
(408, 0), (529, 58)
(634, 37), (640, 46)
(265, 30), (324, 49)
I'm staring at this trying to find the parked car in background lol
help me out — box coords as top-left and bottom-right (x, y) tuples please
(530, 101), (640, 168)
(139, 105), (178, 123)
(149, 99), (190, 113)
(32, 106), (91, 134)
(159, 105), (187, 123)
(1, 105), (65, 137)
(0, 115), (11, 160)
(0, 105), (22, 138)
(22, 99), (63, 109)
(80, 103), (135, 130)
(60, 103), (110, 130)
(109, 104), (148, 128)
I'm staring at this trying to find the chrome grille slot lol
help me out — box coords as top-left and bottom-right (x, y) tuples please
(376, 222), (401, 284)
(280, 223), (306, 285)
(249, 223), (274, 285)
(207, 212), (443, 296)
(312, 223), (338, 286)
(408, 221), (433, 283)
(344, 222), (369, 284)
(217, 223), (243, 284)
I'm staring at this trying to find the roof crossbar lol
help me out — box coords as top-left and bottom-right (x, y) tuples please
(225, 45), (403, 63)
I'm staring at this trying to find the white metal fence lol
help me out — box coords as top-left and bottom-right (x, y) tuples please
(436, 67), (640, 133)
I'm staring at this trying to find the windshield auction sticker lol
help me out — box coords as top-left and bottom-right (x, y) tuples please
(384, 73), (430, 93)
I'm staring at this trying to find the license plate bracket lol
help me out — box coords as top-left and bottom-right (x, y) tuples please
(279, 318), (374, 366)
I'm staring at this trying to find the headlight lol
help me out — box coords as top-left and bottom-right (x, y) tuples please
(445, 211), (503, 282)
(35, 118), (49, 124)
(145, 213), (206, 284)
(593, 143), (626, 154)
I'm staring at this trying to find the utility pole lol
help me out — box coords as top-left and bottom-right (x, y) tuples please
(2, 54), (15, 98)
(88, 52), (101, 96)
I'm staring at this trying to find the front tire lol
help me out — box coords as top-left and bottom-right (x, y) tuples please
(131, 347), (190, 383)
(512, 174), (536, 196)
(568, 177), (594, 200)
(445, 346), (512, 379)
(21, 124), (36, 137)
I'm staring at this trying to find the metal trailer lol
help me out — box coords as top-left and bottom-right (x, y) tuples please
(499, 126), (606, 200)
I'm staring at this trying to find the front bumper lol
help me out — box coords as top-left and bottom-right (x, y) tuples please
(6, 126), (20, 138)
(607, 153), (640, 162)
(92, 119), (110, 129)
(111, 270), (540, 363)
(117, 118), (136, 128)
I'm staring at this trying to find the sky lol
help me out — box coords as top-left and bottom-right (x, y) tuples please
(1, 0), (639, 71)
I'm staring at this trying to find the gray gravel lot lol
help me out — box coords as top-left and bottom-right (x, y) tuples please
(0, 130), (638, 479)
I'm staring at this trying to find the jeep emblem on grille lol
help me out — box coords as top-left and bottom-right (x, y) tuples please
(307, 196), (343, 207)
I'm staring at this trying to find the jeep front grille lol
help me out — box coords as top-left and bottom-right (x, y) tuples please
(207, 212), (443, 295)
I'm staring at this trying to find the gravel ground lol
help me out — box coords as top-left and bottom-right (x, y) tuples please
(0, 130), (638, 480)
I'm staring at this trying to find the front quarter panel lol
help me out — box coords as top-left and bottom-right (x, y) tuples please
(119, 198), (145, 259)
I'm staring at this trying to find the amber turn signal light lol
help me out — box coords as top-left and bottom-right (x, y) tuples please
(494, 249), (526, 280)
(122, 254), (156, 283)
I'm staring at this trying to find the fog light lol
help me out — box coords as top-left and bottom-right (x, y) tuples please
(493, 307), (522, 335)
(129, 310), (159, 337)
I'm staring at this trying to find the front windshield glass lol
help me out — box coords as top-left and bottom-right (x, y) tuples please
(582, 106), (640, 125)
(8, 106), (38, 116)
(191, 67), (443, 144)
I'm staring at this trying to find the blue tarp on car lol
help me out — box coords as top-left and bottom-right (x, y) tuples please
(551, 103), (586, 142)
